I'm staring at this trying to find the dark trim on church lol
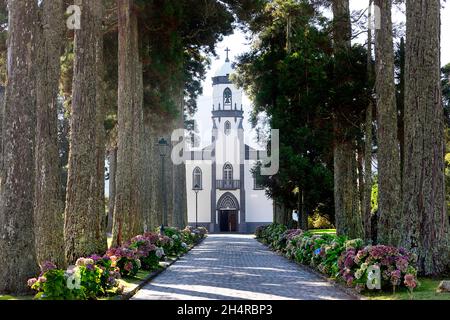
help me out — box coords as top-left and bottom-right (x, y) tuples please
(212, 75), (232, 85)
(212, 110), (244, 118)
(239, 163), (246, 233)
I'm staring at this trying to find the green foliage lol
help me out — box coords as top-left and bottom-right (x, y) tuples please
(257, 223), (419, 293)
(30, 269), (87, 300)
(28, 227), (207, 300)
(308, 210), (334, 229)
(371, 175), (379, 214)
(160, 226), (188, 256)
(234, 0), (371, 221)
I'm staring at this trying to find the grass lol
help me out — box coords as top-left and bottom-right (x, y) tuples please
(309, 228), (336, 235)
(0, 294), (33, 301)
(363, 278), (450, 300)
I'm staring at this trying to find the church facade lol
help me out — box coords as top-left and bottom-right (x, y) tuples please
(185, 54), (273, 233)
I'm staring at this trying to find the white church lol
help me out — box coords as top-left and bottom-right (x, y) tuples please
(185, 51), (273, 233)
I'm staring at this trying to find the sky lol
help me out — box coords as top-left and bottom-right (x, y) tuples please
(191, 1), (450, 150)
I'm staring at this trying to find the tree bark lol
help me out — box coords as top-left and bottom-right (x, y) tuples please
(112, 0), (144, 246)
(93, 0), (107, 253)
(64, 0), (100, 263)
(363, 102), (373, 242)
(363, 0), (374, 242)
(0, 0), (39, 294)
(172, 86), (188, 228)
(34, 0), (65, 268)
(402, 0), (449, 275)
(333, 140), (363, 238)
(332, 0), (363, 239)
(374, 0), (402, 246)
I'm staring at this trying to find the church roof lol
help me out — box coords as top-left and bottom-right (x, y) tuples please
(214, 47), (234, 77)
(214, 60), (233, 77)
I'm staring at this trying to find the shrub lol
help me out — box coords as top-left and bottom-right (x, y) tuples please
(89, 254), (121, 291)
(28, 225), (206, 300)
(181, 226), (206, 246)
(307, 211), (334, 229)
(316, 235), (348, 277)
(29, 268), (87, 300)
(106, 247), (141, 277)
(28, 259), (112, 300)
(339, 244), (419, 292)
(74, 258), (105, 298)
(259, 223), (287, 248)
(255, 225), (268, 239)
(256, 223), (419, 293)
(161, 227), (188, 256)
(127, 234), (163, 271)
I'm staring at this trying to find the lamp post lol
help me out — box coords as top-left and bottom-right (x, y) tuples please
(158, 137), (169, 235)
(193, 184), (201, 228)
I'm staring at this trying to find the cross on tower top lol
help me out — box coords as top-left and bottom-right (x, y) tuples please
(225, 47), (230, 62)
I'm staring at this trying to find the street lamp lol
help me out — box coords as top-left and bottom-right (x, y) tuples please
(193, 184), (201, 228)
(158, 137), (169, 235)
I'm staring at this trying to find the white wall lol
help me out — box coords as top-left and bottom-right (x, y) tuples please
(244, 160), (273, 223)
(186, 160), (212, 223)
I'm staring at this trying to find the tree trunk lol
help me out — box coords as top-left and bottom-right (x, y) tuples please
(332, 0), (363, 239)
(107, 147), (117, 235)
(93, 0), (107, 253)
(363, 101), (373, 242)
(363, 0), (374, 242)
(0, 0), (39, 294)
(402, 0), (449, 275)
(273, 201), (290, 226)
(142, 113), (153, 232)
(112, 0), (144, 246)
(333, 141), (363, 239)
(374, 0), (402, 246)
(34, 0), (65, 267)
(64, 0), (99, 263)
(172, 86), (188, 228)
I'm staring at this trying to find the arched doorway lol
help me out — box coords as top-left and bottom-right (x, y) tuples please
(217, 192), (239, 232)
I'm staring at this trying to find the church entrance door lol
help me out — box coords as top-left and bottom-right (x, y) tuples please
(219, 210), (237, 232)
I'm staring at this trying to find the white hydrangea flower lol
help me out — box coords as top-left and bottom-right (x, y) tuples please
(156, 247), (165, 258)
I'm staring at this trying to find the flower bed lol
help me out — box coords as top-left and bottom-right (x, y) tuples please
(28, 226), (207, 300)
(256, 223), (419, 294)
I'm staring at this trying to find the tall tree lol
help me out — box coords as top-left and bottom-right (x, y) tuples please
(363, 0), (374, 242)
(112, 0), (144, 245)
(374, 0), (401, 246)
(0, 0), (39, 294)
(34, 0), (65, 268)
(64, 0), (101, 263)
(402, 0), (449, 275)
(331, 0), (363, 239)
(93, 0), (107, 253)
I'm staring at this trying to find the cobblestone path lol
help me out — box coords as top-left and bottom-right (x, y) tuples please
(131, 234), (353, 300)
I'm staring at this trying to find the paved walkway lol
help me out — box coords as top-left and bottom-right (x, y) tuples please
(131, 234), (353, 300)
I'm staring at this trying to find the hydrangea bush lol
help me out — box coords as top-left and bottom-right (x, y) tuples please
(256, 223), (419, 293)
(28, 226), (207, 300)
(339, 244), (418, 292)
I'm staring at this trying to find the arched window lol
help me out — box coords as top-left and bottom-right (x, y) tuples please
(193, 167), (202, 190)
(223, 163), (233, 182)
(224, 121), (231, 135)
(223, 88), (232, 109)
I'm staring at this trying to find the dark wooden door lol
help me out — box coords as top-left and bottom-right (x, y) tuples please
(220, 210), (237, 232)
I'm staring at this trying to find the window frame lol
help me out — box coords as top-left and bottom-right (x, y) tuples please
(193, 167), (202, 190)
